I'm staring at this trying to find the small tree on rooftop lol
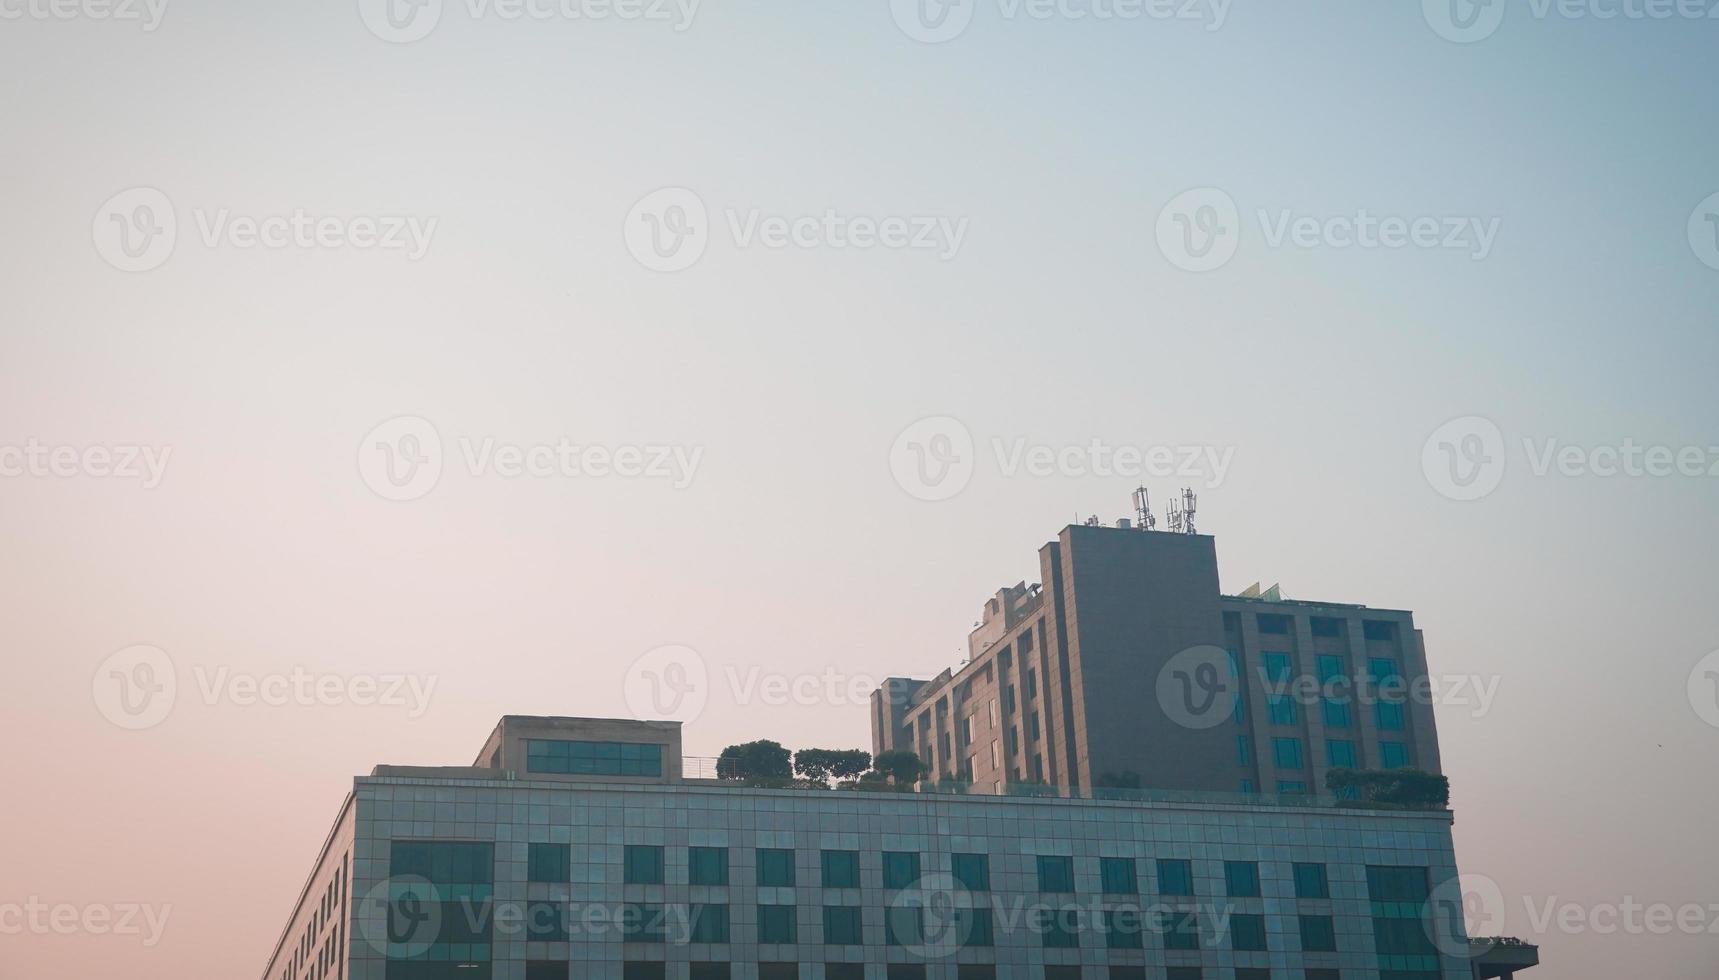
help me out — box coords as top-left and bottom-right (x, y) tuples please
(794, 748), (872, 786)
(870, 749), (927, 786)
(717, 740), (793, 782)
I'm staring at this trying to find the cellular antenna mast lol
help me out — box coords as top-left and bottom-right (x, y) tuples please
(1180, 488), (1198, 535)
(1165, 494), (1185, 534)
(1132, 487), (1157, 531)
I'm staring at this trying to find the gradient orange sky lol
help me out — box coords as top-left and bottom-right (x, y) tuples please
(3, 2), (1718, 979)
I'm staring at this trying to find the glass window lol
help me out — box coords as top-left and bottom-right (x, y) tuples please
(1103, 908), (1143, 949)
(624, 845), (664, 885)
(885, 906), (922, 946)
(528, 843), (569, 884)
(689, 847), (728, 886)
(1376, 701), (1406, 731)
(1294, 862), (1330, 899)
(1315, 653), (1346, 683)
(1157, 858), (1193, 896)
(622, 903), (665, 942)
(1272, 737), (1303, 769)
(390, 841), (494, 884)
(1381, 741), (1411, 769)
(1224, 861), (1260, 898)
(525, 740), (663, 777)
(1164, 910), (1200, 949)
(689, 904), (728, 944)
(958, 907), (993, 946)
(1037, 905), (1079, 947)
(951, 853), (990, 891)
(1267, 695), (1297, 726)
(757, 848), (795, 887)
(821, 850), (859, 888)
(1367, 657), (1401, 686)
(1327, 739), (1357, 769)
(1277, 780), (1308, 794)
(1231, 913), (1267, 951)
(1323, 698), (1352, 728)
(386, 841), (494, 957)
(822, 905), (862, 945)
(1367, 866), (1439, 970)
(1036, 855), (1074, 893)
(527, 900), (569, 942)
(1100, 857), (1138, 894)
(1300, 913), (1337, 952)
(758, 905), (796, 944)
(1262, 652), (1293, 683)
(525, 963), (567, 980)
(1236, 735), (1251, 767)
(882, 851), (920, 890)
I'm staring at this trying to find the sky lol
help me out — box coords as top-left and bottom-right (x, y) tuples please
(1, 0), (1717, 977)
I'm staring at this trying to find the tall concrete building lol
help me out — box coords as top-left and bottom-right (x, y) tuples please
(870, 524), (1441, 798)
(262, 716), (1534, 980)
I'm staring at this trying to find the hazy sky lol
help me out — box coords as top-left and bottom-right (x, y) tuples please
(2, 1), (1717, 978)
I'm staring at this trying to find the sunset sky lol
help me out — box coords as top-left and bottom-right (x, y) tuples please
(2, 2), (1717, 978)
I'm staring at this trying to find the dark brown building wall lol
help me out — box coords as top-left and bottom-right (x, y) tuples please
(1057, 525), (1236, 791)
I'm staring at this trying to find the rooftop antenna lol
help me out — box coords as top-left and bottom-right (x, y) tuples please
(1132, 487), (1157, 531)
(1165, 494), (1185, 534)
(1083, 514), (1101, 527)
(1180, 488), (1198, 535)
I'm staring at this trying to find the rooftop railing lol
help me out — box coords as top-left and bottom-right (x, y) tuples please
(678, 761), (1446, 811)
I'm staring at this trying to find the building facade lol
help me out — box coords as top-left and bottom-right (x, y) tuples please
(870, 524), (1442, 798)
(262, 717), (1493, 980)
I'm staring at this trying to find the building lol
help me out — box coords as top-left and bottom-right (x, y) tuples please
(870, 523), (1442, 798)
(261, 716), (1533, 980)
